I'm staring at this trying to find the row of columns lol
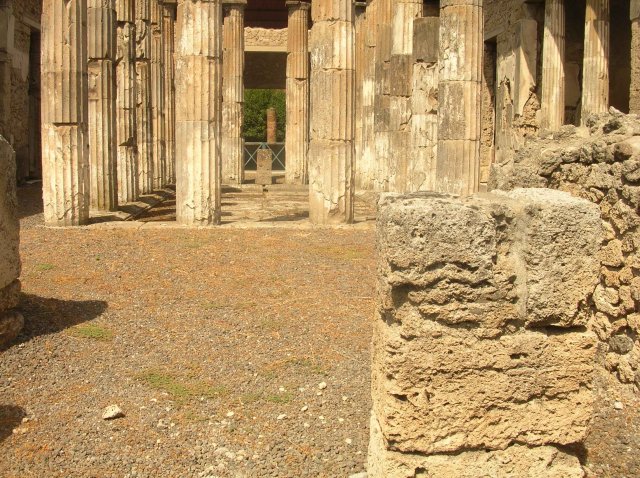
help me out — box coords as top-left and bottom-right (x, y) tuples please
(540, 0), (612, 130)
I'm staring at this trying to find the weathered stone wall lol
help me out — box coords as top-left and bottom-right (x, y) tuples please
(1, 0), (41, 182)
(490, 112), (640, 476)
(244, 27), (287, 50)
(0, 135), (22, 349)
(370, 189), (602, 477)
(631, 2), (640, 114)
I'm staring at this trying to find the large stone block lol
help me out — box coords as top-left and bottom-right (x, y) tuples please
(0, 136), (20, 291)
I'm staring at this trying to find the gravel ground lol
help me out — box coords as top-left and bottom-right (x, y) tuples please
(0, 185), (376, 478)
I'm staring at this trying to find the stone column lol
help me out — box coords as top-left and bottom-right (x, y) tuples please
(175, 0), (223, 226)
(41, 0), (90, 226)
(116, 0), (139, 204)
(540, 0), (565, 130)
(389, 0), (423, 193)
(88, 0), (118, 211)
(357, 0), (377, 190)
(354, 2), (366, 190)
(136, 0), (154, 194)
(221, 0), (246, 185)
(285, 0), (310, 185)
(266, 107), (277, 144)
(0, 1), (11, 141)
(309, 0), (355, 224)
(435, 0), (483, 196)
(581, 0), (609, 124)
(162, 3), (176, 184)
(632, 1), (640, 114)
(373, 0), (392, 191)
(151, 0), (166, 189)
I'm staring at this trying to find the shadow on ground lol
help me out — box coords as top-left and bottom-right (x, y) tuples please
(14, 294), (108, 344)
(0, 405), (26, 443)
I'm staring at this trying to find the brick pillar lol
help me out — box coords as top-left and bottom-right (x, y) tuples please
(540, 0), (566, 130)
(41, 0), (90, 226)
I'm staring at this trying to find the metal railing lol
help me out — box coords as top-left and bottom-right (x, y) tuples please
(244, 142), (286, 171)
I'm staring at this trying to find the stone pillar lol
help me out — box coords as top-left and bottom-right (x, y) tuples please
(0, 136), (22, 348)
(357, 0), (377, 190)
(175, 0), (223, 226)
(370, 190), (602, 477)
(0, 1), (11, 142)
(628, 2), (640, 113)
(354, 2), (366, 190)
(373, 0), (392, 191)
(88, 0), (118, 211)
(41, 0), (90, 226)
(116, 0), (139, 204)
(388, 0), (423, 193)
(309, 0), (355, 224)
(285, 0), (310, 185)
(136, 0), (154, 194)
(540, 0), (565, 130)
(151, 0), (166, 189)
(581, 0), (609, 124)
(162, 3), (176, 184)
(436, 0), (483, 196)
(266, 107), (277, 144)
(221, 0), (246, 185)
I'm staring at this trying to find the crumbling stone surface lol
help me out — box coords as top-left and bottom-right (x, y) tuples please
(371, 189), (601, 477)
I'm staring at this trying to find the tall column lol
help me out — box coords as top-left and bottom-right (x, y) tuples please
(0, 1), (11, 141)
(435, 0), (483, 196)
(116, 0), (139, 204)
(41, 0), (90, 226)
(136, 0), (154, 193)
(285, 0), (310, 185)
(354, 2), (366, 190)
(221, 0), (246, 185)
(581, 0), (609, 124)
(540, 0), (565, 130)
(309, 0), (355, 224)
(175, 0), (223, 225)
(151, 0), (166, 189)
(88, 0), (118, 211)
(162, 3), (176, 184)
(373, 0), (392, 191)
(632, 0), (640, 114)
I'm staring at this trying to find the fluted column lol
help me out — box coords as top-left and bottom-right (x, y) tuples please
(41, 0), (90, 226)
(540, 0), (565, 130)
(285, 0), (310, 185)
(435, 0), (483, 197)
(392, 0), (422, 55)
(373, 0), (392, 191)
(116, 0), (139, 203)
(631, 1), (640, 114)
(175, 0), (223, 226)
(136, 0), (154, 193)
(163, 3), (176, 184)
(88, 0), (118, 211)
(221, 0), (246, 185)
(354, 2), (366, 190)
(581, 0), (609, 124)
(309, 0), (355, 224)
(151, 0), (166, 189)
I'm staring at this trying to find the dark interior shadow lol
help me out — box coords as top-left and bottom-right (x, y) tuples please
(0, 405), (26, 443)
(17, 184), (43, 220)
(11, 293), (108, 346)
(258, 211), (309, 223)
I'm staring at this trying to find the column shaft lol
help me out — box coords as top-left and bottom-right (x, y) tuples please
(632, 1), (640, 113)
(581, 0), (609, 123)
(136, 0), (154, 193)
(308, 0), (355, 224)
(116, 0), (139, 204)
(435, 0), (483, 196)
(540, 0), (565, 130)
(0, 2), (11, 141)
(175, 0), (223, 225)
(41, 0), (90, 226)
(88, 0), (118, 211)
(151, 0), (166, 189)
(373, 0), (392, 191)
(222, 0), (246, 185)
(285, 0), (310, 185)
(163, 4), (176, 184)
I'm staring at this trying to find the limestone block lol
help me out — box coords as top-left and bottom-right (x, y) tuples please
(0, 136), (20, 291)
(389, 55), (412, 97)
(412, 17), (438, 63)
(255, 149), (273, 186)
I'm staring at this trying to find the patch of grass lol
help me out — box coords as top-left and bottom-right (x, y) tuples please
(308, 246), (368, 261)
(136, 370), (228, 402)
(35, 263), (55, 271)
(265, 393), (292, 404)
(67, 323), (113, 341)
(201, 301), (227, 311)
(239, 392), (262, 404)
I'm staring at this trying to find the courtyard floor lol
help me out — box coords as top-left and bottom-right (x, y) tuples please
(0, 184), (377, 478)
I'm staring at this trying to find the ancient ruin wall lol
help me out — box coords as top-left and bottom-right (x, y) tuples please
(490, 112), (640, 476)
(244, 27), (287, 49)
(0, 135), (22, 348)
(370, 189), (602, 477)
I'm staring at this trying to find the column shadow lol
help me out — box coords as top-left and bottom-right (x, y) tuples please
(0, 405), (26, 443)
